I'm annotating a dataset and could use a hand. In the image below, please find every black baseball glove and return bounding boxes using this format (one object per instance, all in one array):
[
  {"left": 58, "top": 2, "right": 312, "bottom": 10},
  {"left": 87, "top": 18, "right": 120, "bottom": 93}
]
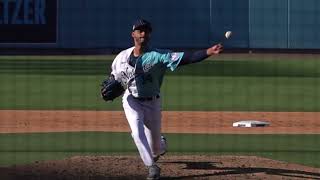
[{"left": 100, "top": 75, "right": 125, "bottom": 102}]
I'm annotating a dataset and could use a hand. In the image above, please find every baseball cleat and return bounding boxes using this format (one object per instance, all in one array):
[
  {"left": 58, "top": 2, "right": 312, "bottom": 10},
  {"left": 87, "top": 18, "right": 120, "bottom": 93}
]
[
  {"left": 146, "top": 164, "right": 160, "bottom": 180},
  {"left": 160, "top": 135, "right": 167, "bottom": 156}
]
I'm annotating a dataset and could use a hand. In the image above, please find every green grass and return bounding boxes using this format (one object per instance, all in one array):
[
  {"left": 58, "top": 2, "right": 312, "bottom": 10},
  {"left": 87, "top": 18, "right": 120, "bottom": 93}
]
[
  {"left": 163, "top": 76, "right": 320, "bottom": 111},
  {"left": 0, "top": 58, "right": 320, "bottom": 111},
  {"left": 1, "top": 74, "right": 319, "bottom": 111},
  {"left": 0, "top": 132, "right": 319, "bottom": 167}
]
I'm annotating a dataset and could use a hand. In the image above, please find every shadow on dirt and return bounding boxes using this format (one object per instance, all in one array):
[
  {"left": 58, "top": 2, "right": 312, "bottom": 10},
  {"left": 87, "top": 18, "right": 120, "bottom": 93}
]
[
  {"left": 1, "top": 160, "right": 319, "bottom": 180},
  {"left": 160, "top": 161, "right": 320, "bottom": 180}
]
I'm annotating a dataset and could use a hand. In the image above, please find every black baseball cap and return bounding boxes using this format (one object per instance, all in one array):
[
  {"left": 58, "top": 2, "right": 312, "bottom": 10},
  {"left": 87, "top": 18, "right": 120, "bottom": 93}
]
[{"left": 132, "top": 19, "right": 152, "bottom": 32}]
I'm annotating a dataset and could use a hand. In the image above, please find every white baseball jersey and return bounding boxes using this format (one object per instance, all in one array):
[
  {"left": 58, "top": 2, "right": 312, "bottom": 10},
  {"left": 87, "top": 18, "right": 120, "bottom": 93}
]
[
  {"left": 110, "top": 46, "right": 184, "bottom": 166},
  {"left": 111, "top": 46, "right": 184, "bottom": 97}
]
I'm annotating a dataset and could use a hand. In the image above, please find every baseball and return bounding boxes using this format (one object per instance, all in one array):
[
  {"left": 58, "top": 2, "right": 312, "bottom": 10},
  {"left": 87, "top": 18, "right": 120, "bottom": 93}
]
[{"left": 225, "top": 31, "right": 232, "bottom": 39}]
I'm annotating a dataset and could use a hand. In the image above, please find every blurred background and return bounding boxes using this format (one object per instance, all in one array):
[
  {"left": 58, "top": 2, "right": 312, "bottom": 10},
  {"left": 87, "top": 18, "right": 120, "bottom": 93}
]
[{"left": 1, "top": 0, "right": 320, "bottom": 54}]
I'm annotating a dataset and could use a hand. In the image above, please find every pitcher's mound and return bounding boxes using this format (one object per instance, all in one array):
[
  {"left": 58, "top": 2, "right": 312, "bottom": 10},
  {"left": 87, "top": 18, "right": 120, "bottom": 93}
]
[{"left": 1, "top": 155, "right": 319, "bottom": 180}]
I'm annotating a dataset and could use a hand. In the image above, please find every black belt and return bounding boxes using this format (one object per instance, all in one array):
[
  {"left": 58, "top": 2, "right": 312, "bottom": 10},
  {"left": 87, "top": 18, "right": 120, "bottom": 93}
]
[{"left": 133, "top": 95, "right": 160, "bottom": 101}]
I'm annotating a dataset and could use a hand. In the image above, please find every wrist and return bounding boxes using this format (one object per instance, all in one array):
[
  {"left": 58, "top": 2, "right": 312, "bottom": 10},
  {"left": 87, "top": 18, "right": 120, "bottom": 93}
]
[{"left": 206, "top": 48, "right": 213, "bottom": 56}]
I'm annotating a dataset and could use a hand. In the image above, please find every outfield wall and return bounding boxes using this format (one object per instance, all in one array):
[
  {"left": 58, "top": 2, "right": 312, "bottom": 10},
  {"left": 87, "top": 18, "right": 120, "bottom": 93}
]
[{"left": 0, "top": 0, "right": 319, "bottom": 50}]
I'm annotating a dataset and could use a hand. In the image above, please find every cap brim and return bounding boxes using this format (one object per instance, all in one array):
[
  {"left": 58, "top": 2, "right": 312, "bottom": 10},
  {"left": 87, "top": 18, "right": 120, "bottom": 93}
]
[{"left": 133, "top": 25, "right": 152, "bottom": 32}]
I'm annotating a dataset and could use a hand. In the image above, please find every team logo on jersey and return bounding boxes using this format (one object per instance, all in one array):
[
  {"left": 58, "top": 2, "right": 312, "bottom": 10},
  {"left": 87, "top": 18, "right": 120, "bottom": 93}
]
[
  {"left": 143, "top": 63, "right": 154, "bottom": 72},
  {"left": 170, "top": 53, "right": 180, "bottom": 62}
]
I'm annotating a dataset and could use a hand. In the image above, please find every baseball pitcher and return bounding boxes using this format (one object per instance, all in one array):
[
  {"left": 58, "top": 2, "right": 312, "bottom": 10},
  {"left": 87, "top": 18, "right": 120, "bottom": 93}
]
[{"left": 101, "top": 19, "right": 223, "bottom": 180}]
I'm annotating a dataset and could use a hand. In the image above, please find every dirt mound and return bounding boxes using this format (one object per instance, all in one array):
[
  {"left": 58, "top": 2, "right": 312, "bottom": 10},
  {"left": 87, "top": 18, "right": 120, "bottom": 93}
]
[{"left": 1, "top": 155, "right": 320, "bottom": 180}]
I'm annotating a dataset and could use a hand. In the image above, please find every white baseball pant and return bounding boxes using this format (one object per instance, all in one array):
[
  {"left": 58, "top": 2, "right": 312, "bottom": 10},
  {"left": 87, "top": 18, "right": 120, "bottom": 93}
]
[{"left": 122, "top": 90, "right": 166, "bottom": 166}]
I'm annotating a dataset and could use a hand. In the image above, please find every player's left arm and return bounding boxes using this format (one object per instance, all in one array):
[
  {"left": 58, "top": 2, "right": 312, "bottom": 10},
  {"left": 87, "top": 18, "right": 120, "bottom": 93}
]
[
  {"left": 159, "top": 43, "right": 223, "bottom": 71},
  {"left": 179, "top": 44, "right": 223, "bottom": 66}
]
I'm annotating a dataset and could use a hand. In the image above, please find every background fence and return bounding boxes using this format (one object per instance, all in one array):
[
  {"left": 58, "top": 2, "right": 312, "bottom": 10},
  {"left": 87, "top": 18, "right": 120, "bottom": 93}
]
[{"left": 0, "top": 0, "right": 320, "bottom": 50}]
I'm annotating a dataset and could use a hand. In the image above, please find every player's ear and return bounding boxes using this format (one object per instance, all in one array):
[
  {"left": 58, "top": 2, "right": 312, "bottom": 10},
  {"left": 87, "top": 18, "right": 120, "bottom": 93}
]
[{"left": 131, "top": 31, "right": 135, "bottom": 38}]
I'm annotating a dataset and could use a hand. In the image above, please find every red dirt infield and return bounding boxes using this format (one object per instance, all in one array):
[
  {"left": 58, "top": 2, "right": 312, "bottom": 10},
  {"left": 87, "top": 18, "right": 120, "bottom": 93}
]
[{"left": 0, "top": 110, "right": 320, "bottom": 134}]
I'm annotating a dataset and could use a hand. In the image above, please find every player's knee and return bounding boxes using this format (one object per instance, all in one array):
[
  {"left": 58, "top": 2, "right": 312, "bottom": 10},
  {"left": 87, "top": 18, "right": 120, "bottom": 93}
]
[{"left": 131, "top": 131, "right": 140, "bottom": 141}]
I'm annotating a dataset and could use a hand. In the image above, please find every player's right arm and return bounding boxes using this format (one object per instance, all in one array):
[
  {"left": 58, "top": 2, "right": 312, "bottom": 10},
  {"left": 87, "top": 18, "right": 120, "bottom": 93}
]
[
  {"left": 110, "top": 54, "right": 120, "bottom": 77},
  {"left": 110, "top": 50, "right": 129, "bottom": 83}
]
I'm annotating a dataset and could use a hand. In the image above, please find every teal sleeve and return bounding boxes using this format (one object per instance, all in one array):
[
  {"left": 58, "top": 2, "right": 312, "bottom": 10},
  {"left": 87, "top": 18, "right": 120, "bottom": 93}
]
[{"left": 160, "top": 52, "right": 184, "bottom": 71}]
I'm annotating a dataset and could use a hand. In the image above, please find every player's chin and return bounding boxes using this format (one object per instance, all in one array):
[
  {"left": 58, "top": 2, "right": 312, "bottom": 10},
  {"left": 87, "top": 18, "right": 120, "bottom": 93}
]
[
  {"left": 140, "top": 37, "right": 148, "bottom": 42},
  {"left": 140, "top": 39, "right": 149, "bottom": 45}
]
